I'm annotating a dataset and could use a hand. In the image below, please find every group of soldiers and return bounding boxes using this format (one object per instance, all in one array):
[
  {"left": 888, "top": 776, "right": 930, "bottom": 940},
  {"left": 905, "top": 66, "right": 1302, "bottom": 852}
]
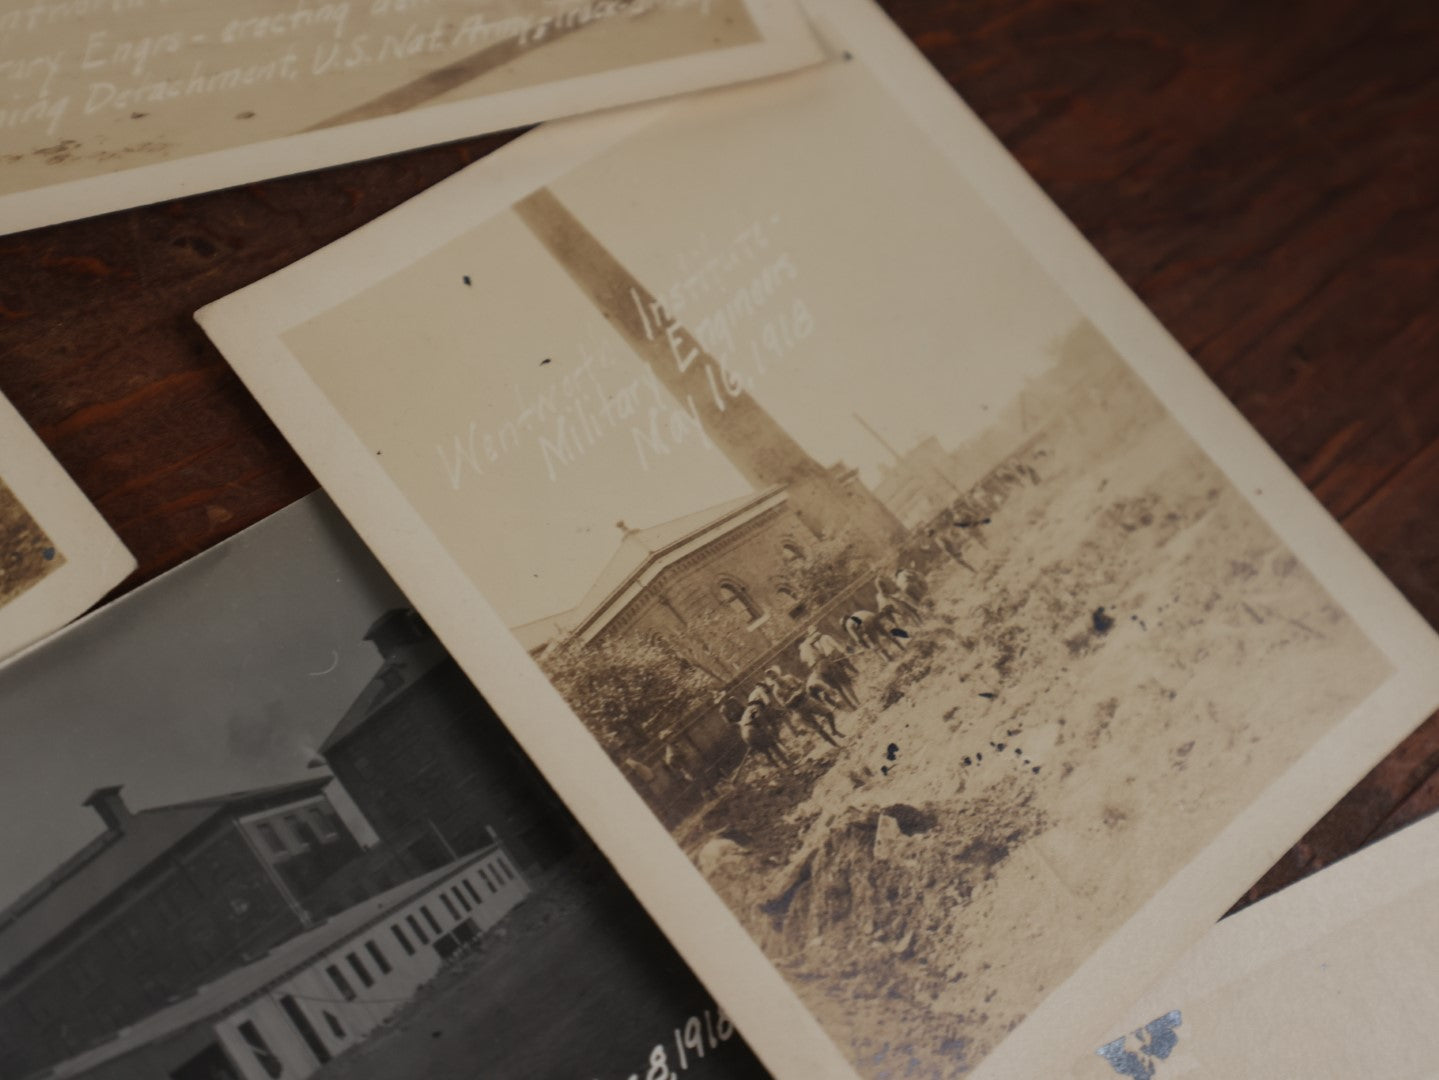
[
  {"left": 718, "top": 567, "right": 935, "bottom": 771},
  {"left": 648, "top": 456, "right": 1046, "bottom": 784}
]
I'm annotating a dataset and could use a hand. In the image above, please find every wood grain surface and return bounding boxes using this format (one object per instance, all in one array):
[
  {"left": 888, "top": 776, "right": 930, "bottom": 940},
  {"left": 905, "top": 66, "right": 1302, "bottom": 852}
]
[{"left": 0, "top": 1, "right": 1434, "bottom": 911}]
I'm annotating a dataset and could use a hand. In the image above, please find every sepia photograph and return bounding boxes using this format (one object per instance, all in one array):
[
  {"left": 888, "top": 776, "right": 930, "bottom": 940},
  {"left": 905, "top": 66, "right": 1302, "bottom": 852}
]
[
  {"left": 0, "top": 0, "right": 819, "bottom": 232},
  {"left": 0, "top": 495, "right": 769, "bottom": 1080},
  {"left": 0, "top": 476, "right": 63, "bottom": 608},
  {"left": 199, "top": 5, "right": 1439, "bottom": 1075},
  {"left": 0, "top": 390, "right": 133, "bottom": 661}
]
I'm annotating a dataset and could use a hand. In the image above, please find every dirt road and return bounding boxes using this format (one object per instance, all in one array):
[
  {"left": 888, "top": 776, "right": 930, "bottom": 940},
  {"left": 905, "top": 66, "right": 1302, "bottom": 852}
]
[{"left": 676, "top": 366, "right": 1389, "bottom": 1077}]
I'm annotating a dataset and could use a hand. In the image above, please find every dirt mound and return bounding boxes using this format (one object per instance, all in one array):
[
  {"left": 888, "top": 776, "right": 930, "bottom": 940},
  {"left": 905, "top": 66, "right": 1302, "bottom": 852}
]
[
  {"left": 759, "top": 785, "right": 1044, "bottom": 966},
  {"left": 676, "top": 756, "right": 831, "bottom": 867}
]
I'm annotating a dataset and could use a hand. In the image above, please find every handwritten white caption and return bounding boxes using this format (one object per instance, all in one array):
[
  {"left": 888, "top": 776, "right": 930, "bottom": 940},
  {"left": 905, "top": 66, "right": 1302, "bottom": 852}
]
[
  {"left": 436, "top": 212, "right": 815, "bottom": 487},
  {"left": 1, "top": 0, "right": 717, "bottom": 139}
]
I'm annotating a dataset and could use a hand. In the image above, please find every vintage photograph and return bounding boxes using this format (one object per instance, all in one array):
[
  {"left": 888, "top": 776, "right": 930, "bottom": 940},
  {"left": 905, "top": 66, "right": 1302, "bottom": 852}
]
[
  {"left": 0, "top": 0, "right": 818, "bottom": 231},
  {"left": 0, "top": 495, "right": 768, "bottom": 1080},
  {"left": 200, "top": 8, "right": 1439, "bottom": 1074},
  {"left": 0, "top": 477, "right": 63, "bottom": 608},
  {"left": 0, "top": 390, "right": 133, "bottom": 661},
  {"left": 261, "top": 53, "right": 1406, "bottom": 1077}
]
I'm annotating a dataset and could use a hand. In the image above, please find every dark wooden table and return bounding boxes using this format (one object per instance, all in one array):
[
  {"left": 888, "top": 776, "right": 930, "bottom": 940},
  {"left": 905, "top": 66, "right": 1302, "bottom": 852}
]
[{"left": 1, "top": 0, "right": 1435, "bottom": 910}]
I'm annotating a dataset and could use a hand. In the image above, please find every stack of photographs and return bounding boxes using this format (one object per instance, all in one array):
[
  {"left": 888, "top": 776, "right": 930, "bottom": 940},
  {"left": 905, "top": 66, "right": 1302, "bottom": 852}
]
[
  {"left": 194, "top": 1, "right": 1439, "bottom": 1075},
  {"left": 4, "top": 1, "right": 1439, "bottom": 1078}
]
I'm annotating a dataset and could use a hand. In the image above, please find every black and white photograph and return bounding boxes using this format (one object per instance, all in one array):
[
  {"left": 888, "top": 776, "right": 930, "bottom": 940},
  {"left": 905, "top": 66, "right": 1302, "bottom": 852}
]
[
  {"left": 0, "top": 495, "right": 768, "bottom": 1080},
  {"left": 199, "top": 4, "right": 1439, "bottom": 1075}
]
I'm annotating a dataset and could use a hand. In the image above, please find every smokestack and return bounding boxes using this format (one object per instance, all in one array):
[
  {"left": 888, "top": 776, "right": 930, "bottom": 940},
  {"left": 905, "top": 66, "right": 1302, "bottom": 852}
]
[{"left": 83, "top": 786, "right": 131, "bottom": 832}]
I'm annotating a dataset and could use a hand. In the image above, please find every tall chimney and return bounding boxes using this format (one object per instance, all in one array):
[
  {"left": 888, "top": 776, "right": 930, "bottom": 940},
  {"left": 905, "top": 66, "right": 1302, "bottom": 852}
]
[
  {"left": 512, "top": 187, "right": 906, "bottom": 553},
  {"left": 83, "top": 786, "right": 131, "bottom": 831}
]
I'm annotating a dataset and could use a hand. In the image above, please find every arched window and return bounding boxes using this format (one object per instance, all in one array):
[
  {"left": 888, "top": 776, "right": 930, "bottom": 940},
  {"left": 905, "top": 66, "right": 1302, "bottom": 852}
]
[
  {"left": 780, "top": 541, "right": 807, "bottom": 563},
  {"left": 777, "top": 586, "right": 811, "bottom": 621},
  {"left": 718, "top": 581, "right": 762, "bottom": 624}
]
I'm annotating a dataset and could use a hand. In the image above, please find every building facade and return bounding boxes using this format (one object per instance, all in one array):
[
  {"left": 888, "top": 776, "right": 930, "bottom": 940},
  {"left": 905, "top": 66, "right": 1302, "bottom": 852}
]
[
  {"left": 0, "top": 780, "right": 361, "bottom": 1079},
  {"left": 318, "top": 609, "right": 577, "bottom": 873},
  {"left": 561, "top": 487, "right": 829, "bottom": 682},
  {"left": 47, "top": 846, "right": 528, "bottom": 1080}
]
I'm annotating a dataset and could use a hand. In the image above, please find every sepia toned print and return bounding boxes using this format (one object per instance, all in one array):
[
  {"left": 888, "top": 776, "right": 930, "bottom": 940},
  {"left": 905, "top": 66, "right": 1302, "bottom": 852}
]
[
  {"left": 0, "top": 477, "right": 64, "bottom": 607},
  {"left": 0, "top": 389, "right": 131, "bottom": 661},
  {"left": 0, "top": 0, "right": 819, "bottom": 232},
  {"left": 0, "top": 496, "right": 769, "bottom": 1080},
  {"left": 265, "top": 53, "right": 1402, "bottom": 1077}
]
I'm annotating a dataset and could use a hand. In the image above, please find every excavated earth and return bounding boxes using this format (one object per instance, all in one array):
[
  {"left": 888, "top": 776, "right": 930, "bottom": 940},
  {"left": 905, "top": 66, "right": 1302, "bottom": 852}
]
[{"left": 675, "top": 380, "right": 1390, "bottom": 1078}]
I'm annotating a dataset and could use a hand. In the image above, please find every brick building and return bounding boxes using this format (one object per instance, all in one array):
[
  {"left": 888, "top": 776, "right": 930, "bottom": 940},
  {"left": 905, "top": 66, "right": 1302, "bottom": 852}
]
[
  {"left": 317, "top": 609, "right": 576, "bottom": 873},
  {"left": 531, "top": 486, "right": 827, "bottom": 681},
  {"left": 43, "top": 845, "right": 528, "bottom": 1080},
  {"left": 515, "top": 485, "right": 893, "bottom": 820},
  {"left": 0, "top": 779, "right": 363, "bottom": 1079}
]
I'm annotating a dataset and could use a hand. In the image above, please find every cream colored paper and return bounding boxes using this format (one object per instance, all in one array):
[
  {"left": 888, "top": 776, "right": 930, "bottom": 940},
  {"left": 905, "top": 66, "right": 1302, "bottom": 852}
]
[
  {"left": 0, "top": 0, "right": 819, "bottom": 233},
  {"left": 1070, "top": 814, "right": 1439, "bottom": 1079},
  {"left": 196, "top": 2, "right": 1439, "bottom": 1076},
  {"left": 0, "top": 390, "right": 133, "bottom": 659}
]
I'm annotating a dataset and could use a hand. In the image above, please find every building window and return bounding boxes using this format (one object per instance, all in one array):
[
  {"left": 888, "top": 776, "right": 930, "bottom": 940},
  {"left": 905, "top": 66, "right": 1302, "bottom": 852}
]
[
  {"left": 495, "top": 855, "right": 517, "bottom": 883},
  {"left": 440, "top": 894, "right": 460, "bottom": 921},
  {"left": 324, "top": 1011, "right": 346, "bottom": 1039},
  {"left": 406, "top": 914, "right": 429, "bottom": 945},
  {"left": 365, "top": 941, "right": 392, "bottom": 975},
  {"left": 345, "top": 953, "right": 373, "bottom": 988},
  {"left": 326, "top": 965, "right": 356, "bottom": 1001},
  {"left": 256, "top": 822, "right": 287, "bottom": 855},
  {"left": 718, "top": 581, "right": 762, "bottom": 623},
  {"left": 391, "top": 924, "right": 415, "bottom": 955},
  {"left": 452, "top": 886, "right": 471, "bottom": 912},
  {"left": 305, "top": 806, "right": 339, "bottom": 841},
  {"left": 421, "top": 905, "right": 442, "bottom": 936},
  {"left": 781, "top": 541, "right": 807, "bottom": 563},
  {"left": 462, "top": 880, "right": 483, "bottom": 905},
  {"left": 279, "top": 995, "right": 331, "bottom": 1066},
  {"left": 775, "top": 585, "right": 805, "bottom": 619},
  {"left": 237, "top": 1020, "right": 284, "bottom": 1079},
  {"left": 287, "top": 814, "right": 320, "bottom": 850},
  {"left": 478, "top": 868, "right": 497, "bottom": 893}
]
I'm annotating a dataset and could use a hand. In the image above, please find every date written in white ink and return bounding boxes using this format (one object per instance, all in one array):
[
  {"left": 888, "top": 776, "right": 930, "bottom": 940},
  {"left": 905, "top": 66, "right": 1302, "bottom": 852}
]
[{"left": 605, "top": 1007, "right": 736, "bottom": 1080}]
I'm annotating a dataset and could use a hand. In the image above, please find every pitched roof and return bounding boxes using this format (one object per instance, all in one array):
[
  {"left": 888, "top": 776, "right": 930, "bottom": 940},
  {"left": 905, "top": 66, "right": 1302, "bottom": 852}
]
[
  {"left": 510, "top": 607, "right": 577, "bottom": 653},
  {"left": 0, "top": 776, "right": 333, "bottom": 979},
  {"left": 317, "top": 636, "right": 448, "bottom": 754},
  {"left": 564, "top": 486, "right": 786, "bottom": 642}
]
